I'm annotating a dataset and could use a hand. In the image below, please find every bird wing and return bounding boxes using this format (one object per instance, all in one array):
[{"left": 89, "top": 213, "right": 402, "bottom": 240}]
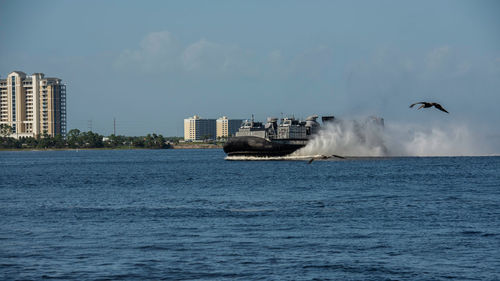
[
  {"left": 308, "top": 158, "right": 314, "bottom": 164},
  {"left": 434, "top": 103, "right": 449, "bottom": 113},
  {"left": 410, "top": 102, "right": 424, "bottom": 108}
]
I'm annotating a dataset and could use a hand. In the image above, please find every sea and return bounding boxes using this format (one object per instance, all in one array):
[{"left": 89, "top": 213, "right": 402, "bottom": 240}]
[{"left": 1, "top": 149, "right": 499, "bottom": 280}]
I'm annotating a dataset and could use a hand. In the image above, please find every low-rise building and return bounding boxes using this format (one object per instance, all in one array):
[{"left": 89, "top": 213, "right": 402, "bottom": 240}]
[
  {"left": 184, "top": 115, "right": 216, "bottom": 141},
  {"left": 216, "top": 116, "right": 243, "bottom": 139}
]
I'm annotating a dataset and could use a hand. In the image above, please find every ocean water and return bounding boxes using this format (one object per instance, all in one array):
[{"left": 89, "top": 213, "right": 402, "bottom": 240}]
[{"left": 1, "top": 149, "right": 499, "bottom": 280}]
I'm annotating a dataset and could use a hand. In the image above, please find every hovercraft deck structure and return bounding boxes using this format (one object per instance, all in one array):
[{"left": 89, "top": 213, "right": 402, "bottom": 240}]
[{"left": 223, "top": 115, "right": 331, "bottom": 157}]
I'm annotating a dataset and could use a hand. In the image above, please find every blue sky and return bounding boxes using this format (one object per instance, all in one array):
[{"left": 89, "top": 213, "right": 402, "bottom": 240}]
[{"left": 1, "top": 0, "right": 499, "bottom": 137}]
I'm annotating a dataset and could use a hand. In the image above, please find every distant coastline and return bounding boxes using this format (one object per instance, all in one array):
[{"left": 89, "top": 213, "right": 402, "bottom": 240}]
[
  {"left": 1, "top": 128, "right": 225, "bottom": 150},
  {"left": 172, "top": 143, "right": 222, "bottom": 149},
  {"left": 0, "top": 143, "right": 223, "bottom": 152}
]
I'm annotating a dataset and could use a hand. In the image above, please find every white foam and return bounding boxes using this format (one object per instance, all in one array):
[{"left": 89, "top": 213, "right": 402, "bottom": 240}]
[
  {"left": 225, "top": 118, "right": 496, "bottom": 160},
  {"left": 293, "top": 119, "right": 387, "bottom": 157},
  {"left": 225, "top": 155, "right": 314, "bottom": 161},
  {"left": 293, "top": 118, "right": 493, "bottom": 157}
]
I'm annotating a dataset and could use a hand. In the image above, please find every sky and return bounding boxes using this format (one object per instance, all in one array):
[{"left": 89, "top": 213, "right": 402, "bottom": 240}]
[{"left": 1, "top": 0, "right": 499, "bottom": 138}]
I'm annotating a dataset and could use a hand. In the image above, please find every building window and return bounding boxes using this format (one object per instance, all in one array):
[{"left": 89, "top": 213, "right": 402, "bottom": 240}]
[{"left": 11, "top": 77, "right": 16, "bottom": 127}]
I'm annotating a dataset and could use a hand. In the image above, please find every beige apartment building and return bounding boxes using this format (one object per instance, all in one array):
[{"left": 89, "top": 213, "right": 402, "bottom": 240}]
[
  {"left": 216, "top": 116, "right": 243, "bottom": 139},
  {"left": 0, "top": 71, "right": 66, "bottom": 138},
  {"left": 184, "top": 115, "right": 216, "bottom": 141}
]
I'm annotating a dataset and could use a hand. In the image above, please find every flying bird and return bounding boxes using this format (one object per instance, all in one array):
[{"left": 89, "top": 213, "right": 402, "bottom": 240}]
[{"left": 409, "top": 102, "right": 449, "bottom": 113}]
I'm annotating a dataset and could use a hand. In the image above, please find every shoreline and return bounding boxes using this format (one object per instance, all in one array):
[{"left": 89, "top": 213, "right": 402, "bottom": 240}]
[
  {"left": 0, "top": 144, "right": 224, "bottom": 151},
  {"left": 172, "top": 144, "right": 222, "bottom": 149},
  {"left": 1, "top": 148, "right": 498, "bottom": 157}
]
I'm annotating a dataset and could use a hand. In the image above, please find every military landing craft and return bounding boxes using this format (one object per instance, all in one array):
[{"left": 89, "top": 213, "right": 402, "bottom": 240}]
[{"left": 223, "top": 115, "right": 334, "bottom": 157}]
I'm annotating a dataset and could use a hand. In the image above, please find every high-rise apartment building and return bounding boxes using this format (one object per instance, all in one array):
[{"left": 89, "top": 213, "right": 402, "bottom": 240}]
[
  {"left": 0, "top": 71, "right": 66, "bottom": 138},
  {"left": 216, "top": 116, "right": 243, "bottom": 139},
  {"left": 184, "top": 115, "right": 216, "bottom": 141}
]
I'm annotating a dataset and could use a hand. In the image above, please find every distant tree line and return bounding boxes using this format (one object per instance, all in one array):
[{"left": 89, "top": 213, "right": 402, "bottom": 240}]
[{"left": 0, "top": 125, "right": 180, "bottom": 149}]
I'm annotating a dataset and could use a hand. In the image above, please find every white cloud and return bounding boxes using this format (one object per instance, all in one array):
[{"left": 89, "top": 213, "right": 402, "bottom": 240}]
[
  {"left": 116, "top": 31, "right": 256, "bottom": 76},
  {"left": 341, "top": 46, "right": 483, "bottom": 115},
  {"left": 115, "top": 31, "right": 180, "bottom": 72},
  {"left": 181, "top": 39, "right": 259, "bottom": 77},
  {"left": 425, "top": 46, "right": 451, "bottom": 71},
  {"left": 268, "top": 50, "right": 283, "bottom": 62},
  {"left": 182, "top": 39, "right": 229, "bottom": 72},
  {"left": 422, "top": 46, "right": 475, "bottom": 78},
  {"left": 116, "top": 32, "right": 341, "bottom": 80}
]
